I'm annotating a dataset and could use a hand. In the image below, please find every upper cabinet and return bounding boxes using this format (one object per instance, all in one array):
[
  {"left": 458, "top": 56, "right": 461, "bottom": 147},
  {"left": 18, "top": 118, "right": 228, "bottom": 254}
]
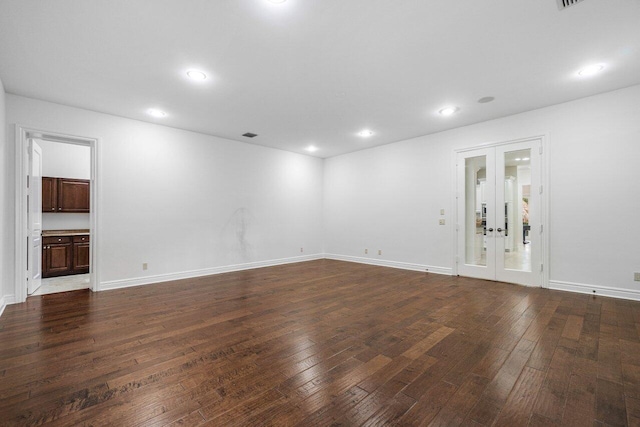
[
  {"left": 42, "top": 177, "right": 58, "bottom": 212},
  {"left": 42, "top": 177, "right": 90, "bottom": 213},
  {"left": 58, "top": 178, "right": 90, "bottom": 212}
]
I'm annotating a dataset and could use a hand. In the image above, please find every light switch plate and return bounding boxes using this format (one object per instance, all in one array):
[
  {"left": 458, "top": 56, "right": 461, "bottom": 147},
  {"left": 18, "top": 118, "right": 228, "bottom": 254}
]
[
  {"left": 635, "top": 272, "right": 640, "bottom": 282},
  {"left": 440, "top": 209, "right": 445, "bottom": 215},
  {"left": 439, "top": 219, "right": 446, "bottom": 225}
]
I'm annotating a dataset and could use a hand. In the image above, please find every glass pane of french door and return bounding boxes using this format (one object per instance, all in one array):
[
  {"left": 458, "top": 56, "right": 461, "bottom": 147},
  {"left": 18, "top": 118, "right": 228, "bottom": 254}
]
[
  {"left": 502, "top": 148, "right": 532, "bottom": 272},
  {"left": 464, "top": 155, "right": 487, "bottom": 267}
]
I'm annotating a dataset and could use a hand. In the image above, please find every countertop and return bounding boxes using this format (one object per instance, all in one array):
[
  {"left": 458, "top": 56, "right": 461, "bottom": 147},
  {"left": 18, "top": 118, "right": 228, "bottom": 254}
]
[{"left": 42, "top": 229, "right": 90, "bottom": 237}]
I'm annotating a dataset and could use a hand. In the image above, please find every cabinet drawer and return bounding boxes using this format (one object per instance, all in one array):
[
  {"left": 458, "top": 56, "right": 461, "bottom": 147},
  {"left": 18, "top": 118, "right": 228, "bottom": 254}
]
[
  {"left": 44, "top": 236, "right": 72, "bottom": 244},
  {"left": 73, "top": 235, "right": 90, "bottom": 243}
]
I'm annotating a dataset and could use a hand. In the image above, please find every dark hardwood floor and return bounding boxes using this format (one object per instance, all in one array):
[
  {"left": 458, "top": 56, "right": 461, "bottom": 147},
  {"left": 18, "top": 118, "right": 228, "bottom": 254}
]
[{"left": 1, "top": 259, "right": 639, "bottom": 426}]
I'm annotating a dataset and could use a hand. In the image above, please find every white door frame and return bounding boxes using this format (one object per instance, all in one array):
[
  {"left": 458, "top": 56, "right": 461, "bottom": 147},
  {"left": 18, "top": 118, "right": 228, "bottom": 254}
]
[
  {"left": 453, "top": 134, "right": 550, "bottom": 288},
  {"left": 14, "top": 125, "right": 100, "bottom": 303}
]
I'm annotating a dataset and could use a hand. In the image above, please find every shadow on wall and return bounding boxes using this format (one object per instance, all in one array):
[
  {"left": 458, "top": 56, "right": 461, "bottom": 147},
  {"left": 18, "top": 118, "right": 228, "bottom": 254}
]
[{"left": 221, "top": 207, "right": 255, "bottom": 263}]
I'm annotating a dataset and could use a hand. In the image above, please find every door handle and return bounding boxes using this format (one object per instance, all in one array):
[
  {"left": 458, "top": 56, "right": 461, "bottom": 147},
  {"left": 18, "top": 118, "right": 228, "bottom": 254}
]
[
  {"left": 487, "top": 228, "right": 494, "bottom": 232},
  {"left": 497, "top": 228, "right": 503, "bottom": 232}
]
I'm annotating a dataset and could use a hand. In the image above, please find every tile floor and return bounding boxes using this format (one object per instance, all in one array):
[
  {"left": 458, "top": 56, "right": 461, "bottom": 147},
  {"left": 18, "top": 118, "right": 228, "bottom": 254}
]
[{"left": 30, "top": 273, "right": 91, "bottom": 296}]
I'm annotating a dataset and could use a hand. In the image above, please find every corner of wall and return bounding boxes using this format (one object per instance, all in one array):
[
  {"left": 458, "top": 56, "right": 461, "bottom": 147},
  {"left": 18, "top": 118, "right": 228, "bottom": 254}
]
[{"left": 0, "top": 75, "right": 7, "bottom": 311}]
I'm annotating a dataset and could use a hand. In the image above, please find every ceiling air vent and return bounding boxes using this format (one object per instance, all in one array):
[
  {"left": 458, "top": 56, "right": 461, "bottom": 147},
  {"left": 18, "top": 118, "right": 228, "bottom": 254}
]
[
  {"left": 242, "top": 132, "right": 258, "bottom": 138},
  {"left": 557, "top": 0, "right": 584, "bottom": 10}
]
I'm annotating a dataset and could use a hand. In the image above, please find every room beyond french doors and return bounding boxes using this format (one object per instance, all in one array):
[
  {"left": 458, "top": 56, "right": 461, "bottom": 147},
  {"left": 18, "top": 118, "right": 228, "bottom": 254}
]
[{"left": 456, "top": 139, "right": 543, "bottom": 287}]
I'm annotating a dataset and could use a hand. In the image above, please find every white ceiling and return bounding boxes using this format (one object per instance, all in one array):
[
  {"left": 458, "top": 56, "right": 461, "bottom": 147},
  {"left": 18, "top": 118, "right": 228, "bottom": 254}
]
[{"left": 1, "top": 0, "right": 639, "bottom": 158}]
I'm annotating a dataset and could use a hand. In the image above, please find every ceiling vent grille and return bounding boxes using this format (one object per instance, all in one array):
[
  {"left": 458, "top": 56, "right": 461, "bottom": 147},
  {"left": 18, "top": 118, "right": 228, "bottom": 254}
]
[{"left": 557, "top": 0, "right": 584, "bottom": 10}]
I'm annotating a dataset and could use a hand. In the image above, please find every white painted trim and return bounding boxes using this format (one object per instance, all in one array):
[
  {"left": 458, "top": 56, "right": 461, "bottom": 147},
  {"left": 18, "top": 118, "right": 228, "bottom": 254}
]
[
  {"left": 541, "top": 134, "right": 551, "bottom": 289},
  {"left": 450, "top": 148, "right": 459, "bottom": 276},
  {"left": 324, "top": 253, "right": 452, "bottom": 276},
  {"left": 549, "top": 280, "right": 640, "bottom": 302},
  {"left": 0, "top": 296, "right": 6, "bottom": 317},
  {"left": 100, "top": 254, "right": 324, "bottom": 291},
  {"left": 14, "top": 125, "right": 100, "bottom": 303}
]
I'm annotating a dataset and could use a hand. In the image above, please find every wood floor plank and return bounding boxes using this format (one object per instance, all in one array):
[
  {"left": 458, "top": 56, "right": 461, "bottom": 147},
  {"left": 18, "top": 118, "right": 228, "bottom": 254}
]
[
  {"left": 0, "top": 260, "right": 639, "bottom": 426},
  {"left": 561, "top": 356, "right": 598, "bottom": 427},
  {"left": 596, "top": 378, "right": 627, "bottom": 426},
  {"left": 493, "top": 366, "right": 546, "bottom": 426}
]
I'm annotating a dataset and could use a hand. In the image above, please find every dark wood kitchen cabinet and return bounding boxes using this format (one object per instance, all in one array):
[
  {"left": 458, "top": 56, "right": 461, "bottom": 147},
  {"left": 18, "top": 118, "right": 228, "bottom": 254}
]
[
  {"left": 73, "top": 235, "right": 90, "bottom": 273},
  {"left": 42, "top": 234, "right": 90, "bottom": 278},
  {"left": 42, "top": 177, "right": 90, "bottom": 213},
  {"left": 42, "top": 236, "right": 73, "bottom": 277},
  {"left": 42, "top": 177, "right": 58, "bottom": 212}
]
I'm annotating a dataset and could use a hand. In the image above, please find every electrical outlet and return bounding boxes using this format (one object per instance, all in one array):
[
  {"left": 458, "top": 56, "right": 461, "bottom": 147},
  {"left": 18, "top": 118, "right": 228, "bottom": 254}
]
[
  {"left": 142, "top": 263, "right": 148, "bottom": 271},
  {"left": 365, "top": 249, "right": 368, "bottom": 254},
  {"left": 439, "top": 219, "right": 446, "bottom": 225},
  {"left": 300, "top": 247, "right": 303, "bottom": 253},
  {"left": 378, "top": 250, "right": 382, "bottom": 255},
  {"left": 635, "top": 272, "right": 640, "bottom": 282},
  {"left": 440, "top": 209, "right": 445, "bottom": 215}
]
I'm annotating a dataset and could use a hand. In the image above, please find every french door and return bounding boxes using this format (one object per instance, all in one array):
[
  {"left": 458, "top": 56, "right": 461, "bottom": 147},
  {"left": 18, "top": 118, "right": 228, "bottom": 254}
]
[{"left": 456, "top": 139, "right": 542, "bottom": 287}]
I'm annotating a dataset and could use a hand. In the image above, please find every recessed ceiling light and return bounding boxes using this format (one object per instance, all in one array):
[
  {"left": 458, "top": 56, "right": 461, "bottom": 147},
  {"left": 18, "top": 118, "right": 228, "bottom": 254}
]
[
  {"left": 186, "top": 70, "right": 207, "bottom": 81},
  {"left": 358, "top": 130, "right": 375, "bottom": 137},
  {"left": 577, "top": 63, "right": 606, "bottom": 77},
  {"left": 515, "top": 158, "right": 522, "bottom": 161},
  {"left": 523, "top": 157, "right": 530, "bottom": 161},
  {"left": 147, "top": 108, "right": 166, "bottom": 118},
  {"left": 438, "top": 106, "right": 459, "bottom": 116},
  {"left": 306, "top": 145, "right": 318, "bottom": 153}
]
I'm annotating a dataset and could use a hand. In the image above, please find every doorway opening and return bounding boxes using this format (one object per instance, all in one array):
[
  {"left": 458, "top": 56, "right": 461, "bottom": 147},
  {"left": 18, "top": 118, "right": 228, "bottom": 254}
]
[
  {"left": 15, "top": 126, "right": 99, "bottom": 303},
  {"left": 455, "top": 136, "right": 548, "bottom": 287}
]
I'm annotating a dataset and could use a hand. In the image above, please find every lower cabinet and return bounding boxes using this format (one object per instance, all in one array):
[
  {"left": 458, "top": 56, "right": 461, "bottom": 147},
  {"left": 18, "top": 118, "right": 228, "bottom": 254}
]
[
  {"left": 43, "top": 235, "right": 90, "bottom": 278},
  {"left": 73, "top": 236, "right": 90, "bottom": 274}
]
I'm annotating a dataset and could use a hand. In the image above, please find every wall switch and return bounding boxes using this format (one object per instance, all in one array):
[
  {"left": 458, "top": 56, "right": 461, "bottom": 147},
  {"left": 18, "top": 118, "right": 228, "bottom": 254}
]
[
  {"left": 365, "top": 249, "right": 368, "bottom": 254},
  {"left": 440, "top": 209, "right": 445, "bottom": 215},
  {"left": 439, "top": 219, "right": 446, "bottom": 225},
  {"left": 378, "top": 250, "right": 382, "bottom": 255},
  {"left": 635, "top": 272, "right": 640, "bottom": 282},
  {"left": 142, "top": 263, "right": 148, "bottom": 271}
]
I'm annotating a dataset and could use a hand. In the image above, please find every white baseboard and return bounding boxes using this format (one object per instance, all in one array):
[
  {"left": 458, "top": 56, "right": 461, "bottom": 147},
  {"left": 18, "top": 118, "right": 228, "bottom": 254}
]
[
  {"left": 549, "top": 280, "right": 640, "bottom": 301},
  {"left": 0, "top": 294, "right": 17, "bottom": 316},
  {"left": 324, "top": 253, "right": 452, "bottom": 276},
  {"left": 99, "top": 254, "right": 324, "bottom": 291}
]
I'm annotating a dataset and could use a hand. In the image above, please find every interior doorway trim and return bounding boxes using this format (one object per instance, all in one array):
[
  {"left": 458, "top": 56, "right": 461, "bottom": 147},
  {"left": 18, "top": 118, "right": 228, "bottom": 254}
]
[
  {"left": 452, "top": 134, "right": 550, "bottom": 288},
  {"left": 14, "top": 125, "right": 100, "bottom": 303}
]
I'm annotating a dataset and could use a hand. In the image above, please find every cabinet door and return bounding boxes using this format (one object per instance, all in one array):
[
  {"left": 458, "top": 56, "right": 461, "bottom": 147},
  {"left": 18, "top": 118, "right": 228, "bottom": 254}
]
[
  {"left": 58, "top": 179, "right": 90, "bottom": 212},
  {"left": 73, "top": 242, "right": 90, "bottom": 273},
  {"left": 44, "top": 242, "right": 73, "bottom": 276},
  {"left": 42, "top": 177, "right": 58, "bottom": 212}
]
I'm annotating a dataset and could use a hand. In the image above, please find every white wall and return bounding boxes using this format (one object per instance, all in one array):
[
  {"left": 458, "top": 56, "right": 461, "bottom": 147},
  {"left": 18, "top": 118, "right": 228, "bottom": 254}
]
[
  {"left": 6, "top": 95, "right": 324, "bottom": 294},
  {"left": 4, "top": 85, "right": 640, "bottom": 307},
  {"left": 39, "top": 139, "right": 90, "bottom": 179},
  {"left": 325, "top": 84, "right": 640, "bottom": 298},
  {"left": 0, "top": 76, "right": 7, "bottom": 313},
  {"left": 39, "top": 139, "right": 91, "bottom": 231}
]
